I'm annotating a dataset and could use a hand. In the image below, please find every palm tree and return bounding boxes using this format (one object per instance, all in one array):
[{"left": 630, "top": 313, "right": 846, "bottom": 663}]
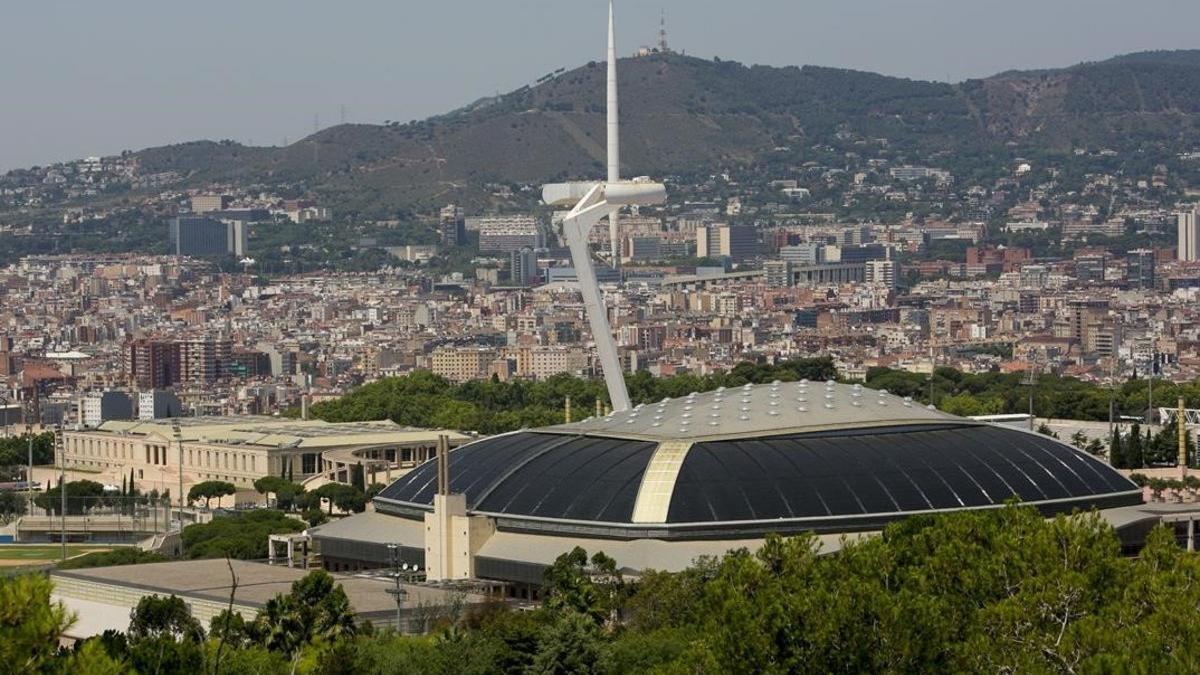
[
  {"left": 255, "top": 596, "right": 306, "bottom": 655},
  {"left": 315, "top": 587, "right": 358, "bottom": 641}
]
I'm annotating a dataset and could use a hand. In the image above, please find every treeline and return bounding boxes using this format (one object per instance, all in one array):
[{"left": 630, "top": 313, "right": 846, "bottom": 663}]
[
  {"left": 865, "top": 366, "right": 1200, "bottom": 422},
  {"left": 309, "top": 359, "right": 1196, "bottom": 434},
  {"left": 0, "top": 432, "right": 55, "bottom": 475},
  {"left": 306, "top": 357, "right": 837, "bottom": 434},
  {"left": 11, "top": 505, "right": 1200, "bottom": 672}
]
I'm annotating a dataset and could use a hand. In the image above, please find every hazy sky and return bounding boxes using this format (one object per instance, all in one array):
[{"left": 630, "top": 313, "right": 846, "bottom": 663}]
[{"left": 2, "top": 0, "right": 1197, "bottom": 172}]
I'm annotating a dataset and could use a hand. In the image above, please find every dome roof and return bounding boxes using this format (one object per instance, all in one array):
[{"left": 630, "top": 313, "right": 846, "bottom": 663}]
[
  {"left": 554, "top": 379, "right": 958, "bottom": 441},
  {"left": 374, "top": 383, "right": 1141, "bottom": 539}
]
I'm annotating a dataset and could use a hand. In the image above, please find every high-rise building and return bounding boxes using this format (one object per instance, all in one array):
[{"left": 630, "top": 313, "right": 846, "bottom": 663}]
[
  {"left": 697, "top": 225, "right": 758, "bottom": 262},
  {"left": 169, "top": 216, "right": 246, "bottom": 257},
  {"left": 180, "top": 336, "right": 233, "bottom": 385},
  {"left": 125, "top": 339, "right": 181, "bottom": 389},
  {"left": 627, "top": 236, "right": 663, "bottom": 261},
  {"left": 137, "top": 390, "right": 183, "bottom": 420},
  {"left": 81, "top": 391, "right": 134, "bottom": 427},
  {"left": 780, "top": 243, "right": 826, "bottom": 266},
  {"left": 1179, "top": 209, "right": 1200, "bottom": 262},
  {"left": 1074, "top": 254, "right": 1107, "bottom": 285},
  {"left": 696, "top": 226, "right": 718, "bottom": 259},
  {"left": 865, "top": 259, "right": 898, "bottom": 289},
  {"left": 478, "top": 220, "right": 543, "bottom": 253},
  {"left": 1128, "top": 249, "right": 1156, "bottom": 289},
  {"left": 840, "top": 226, "right": 871, "bottom": 246},
  {"left": 764, "top": 260, "right": 793, "bottom": 287},
  {"left": 439, "top": 205, "right": 466, "bottom": 247},
  {"left": 228, "top": 350, "right": 272, "bottom": 378},
  {"left": 839, "top": 244, "right": 888, "bottom": 264},
  {"left": 0, "top": 335, "right": 13, "bottom": 377},
  {"left": 510, "top": 247, "right": 539, "bottom": 286}
]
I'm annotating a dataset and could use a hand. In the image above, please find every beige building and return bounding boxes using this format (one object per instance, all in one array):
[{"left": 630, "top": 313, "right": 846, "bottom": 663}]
[
  {"left": 512, "top": 346, "right": 589, "bottom": 380},
  {"left": 190, "top": 194, "right": 231, "bottom": 214},
  {"left": 60, "top": 417, "right": 469, "bottom": 493},
  {"left": 429, "top": 347, "right": 498, "bottom": 383}
]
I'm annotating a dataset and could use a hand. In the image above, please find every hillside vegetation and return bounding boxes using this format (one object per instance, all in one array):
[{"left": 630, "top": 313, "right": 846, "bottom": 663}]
[{"left": 122, "top": 50, "right": 1200, "bottom": 217}]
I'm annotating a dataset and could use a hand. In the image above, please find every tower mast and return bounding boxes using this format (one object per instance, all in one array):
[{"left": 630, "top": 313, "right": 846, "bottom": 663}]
[
  {"left": 541, "top": 1, "right": 667, "bottom": 412},
  {"left": 607, "top": 1, "right": 621, "bottom": 271},
  {"left": 658, "top": 9, "right": 669, "bottom": 53}
]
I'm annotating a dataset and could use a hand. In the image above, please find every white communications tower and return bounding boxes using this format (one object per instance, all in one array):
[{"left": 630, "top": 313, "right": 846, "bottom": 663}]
[{"left": 542, "top": 1, "right": 666, "bottom": 412}]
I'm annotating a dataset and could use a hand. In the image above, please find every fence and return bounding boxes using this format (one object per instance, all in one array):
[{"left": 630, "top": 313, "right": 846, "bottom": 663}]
[{"left": 16, "top": 495, "right": 176, "bottom": 544}]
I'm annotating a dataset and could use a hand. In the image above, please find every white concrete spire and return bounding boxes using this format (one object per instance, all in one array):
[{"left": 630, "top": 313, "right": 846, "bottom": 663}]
[
  {"left": 540, "top": 3, "right": 667, "bottom": 413},
  {"left": 606, "top": 0, "right": 621, "bottom": 270}
]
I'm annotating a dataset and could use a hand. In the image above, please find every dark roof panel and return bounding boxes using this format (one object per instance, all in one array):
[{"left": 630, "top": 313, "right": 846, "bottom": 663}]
[
  {"left": 377, "top": 423, "right": 1140, "bottom": 536},
  {"left": 667, "top": 425, "right": 1138, "bottom": 524},
  {"left": 376, "top": 431, "right": 658, "bottom": 523}
]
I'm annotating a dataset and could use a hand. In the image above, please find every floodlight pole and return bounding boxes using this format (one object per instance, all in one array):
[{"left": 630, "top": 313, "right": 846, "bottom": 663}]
[
  {"left": 26, "top": 423, "right": 33, "bottom": 514},
  {"left": 57, "top": 423, "right": 65, "bottom": 561},
  {"left": 386, "top": 543, "right": 409, "bottom": 631},
  {"left": 1148, "top": 336, "right": 1156, "bottom": 426},
  {"left": 1022, "top": 364, "right": 1039, "bottom": 431},
  {"left": 173, "top": 421, "right": 183, "bottom": 511}
]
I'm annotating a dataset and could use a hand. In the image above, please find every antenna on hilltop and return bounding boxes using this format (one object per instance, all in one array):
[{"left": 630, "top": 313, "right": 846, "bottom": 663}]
[
  {"left": 658, "top": 8, "right": 668, "bottom": 53},
  {"left": 340, "top": 104, "right": 347, "bottom": 125},
  {"left": 312, "top": 113, "right": 321, "bottom": 165}
]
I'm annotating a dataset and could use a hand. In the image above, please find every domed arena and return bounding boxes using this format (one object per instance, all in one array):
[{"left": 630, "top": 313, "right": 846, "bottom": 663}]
[{"left": 311, "top": 381, "right": 1152, "bottom": 594}]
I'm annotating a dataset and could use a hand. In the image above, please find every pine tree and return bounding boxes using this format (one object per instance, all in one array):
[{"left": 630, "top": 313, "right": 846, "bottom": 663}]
[{"left": 1109, "top": 430, "right": 1124, "bottom": 469}]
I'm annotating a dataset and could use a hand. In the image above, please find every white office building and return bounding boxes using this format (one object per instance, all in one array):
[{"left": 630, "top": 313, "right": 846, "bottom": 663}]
[{"left": 1179, "top": 209, "right": 1200, "bottom": 262}]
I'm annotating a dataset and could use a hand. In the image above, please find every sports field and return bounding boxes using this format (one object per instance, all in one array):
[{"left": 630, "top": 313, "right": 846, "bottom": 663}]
[{"left": 0, "top": 544, "right": 112, "bottom": 566}]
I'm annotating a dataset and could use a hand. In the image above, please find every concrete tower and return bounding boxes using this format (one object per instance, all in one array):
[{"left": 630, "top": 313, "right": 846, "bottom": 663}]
[
  {"left": 607, "top": 1, "right": 621, "bottom": 270},
  {"left": 540, "top": 2, "right": 667, "bottom": 412}
]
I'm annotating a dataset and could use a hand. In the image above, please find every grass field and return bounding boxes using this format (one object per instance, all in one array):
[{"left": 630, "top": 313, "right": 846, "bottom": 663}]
[{"left": 0, "top": 544, "right": 112, "bottom": 566}]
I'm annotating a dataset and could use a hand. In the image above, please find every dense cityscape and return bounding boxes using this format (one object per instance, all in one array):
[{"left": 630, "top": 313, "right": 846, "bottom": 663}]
[
  {"left": 5, "top": 3, "right": 1200, "bottom": 673},
  {"left": 2, "top": 155, "right": 1197, "bottom": 422}
]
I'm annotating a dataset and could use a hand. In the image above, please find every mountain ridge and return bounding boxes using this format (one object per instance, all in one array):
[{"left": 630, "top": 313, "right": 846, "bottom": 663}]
[{"left": 28, "top": 50, "right": 1200, "bottom": 216}]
